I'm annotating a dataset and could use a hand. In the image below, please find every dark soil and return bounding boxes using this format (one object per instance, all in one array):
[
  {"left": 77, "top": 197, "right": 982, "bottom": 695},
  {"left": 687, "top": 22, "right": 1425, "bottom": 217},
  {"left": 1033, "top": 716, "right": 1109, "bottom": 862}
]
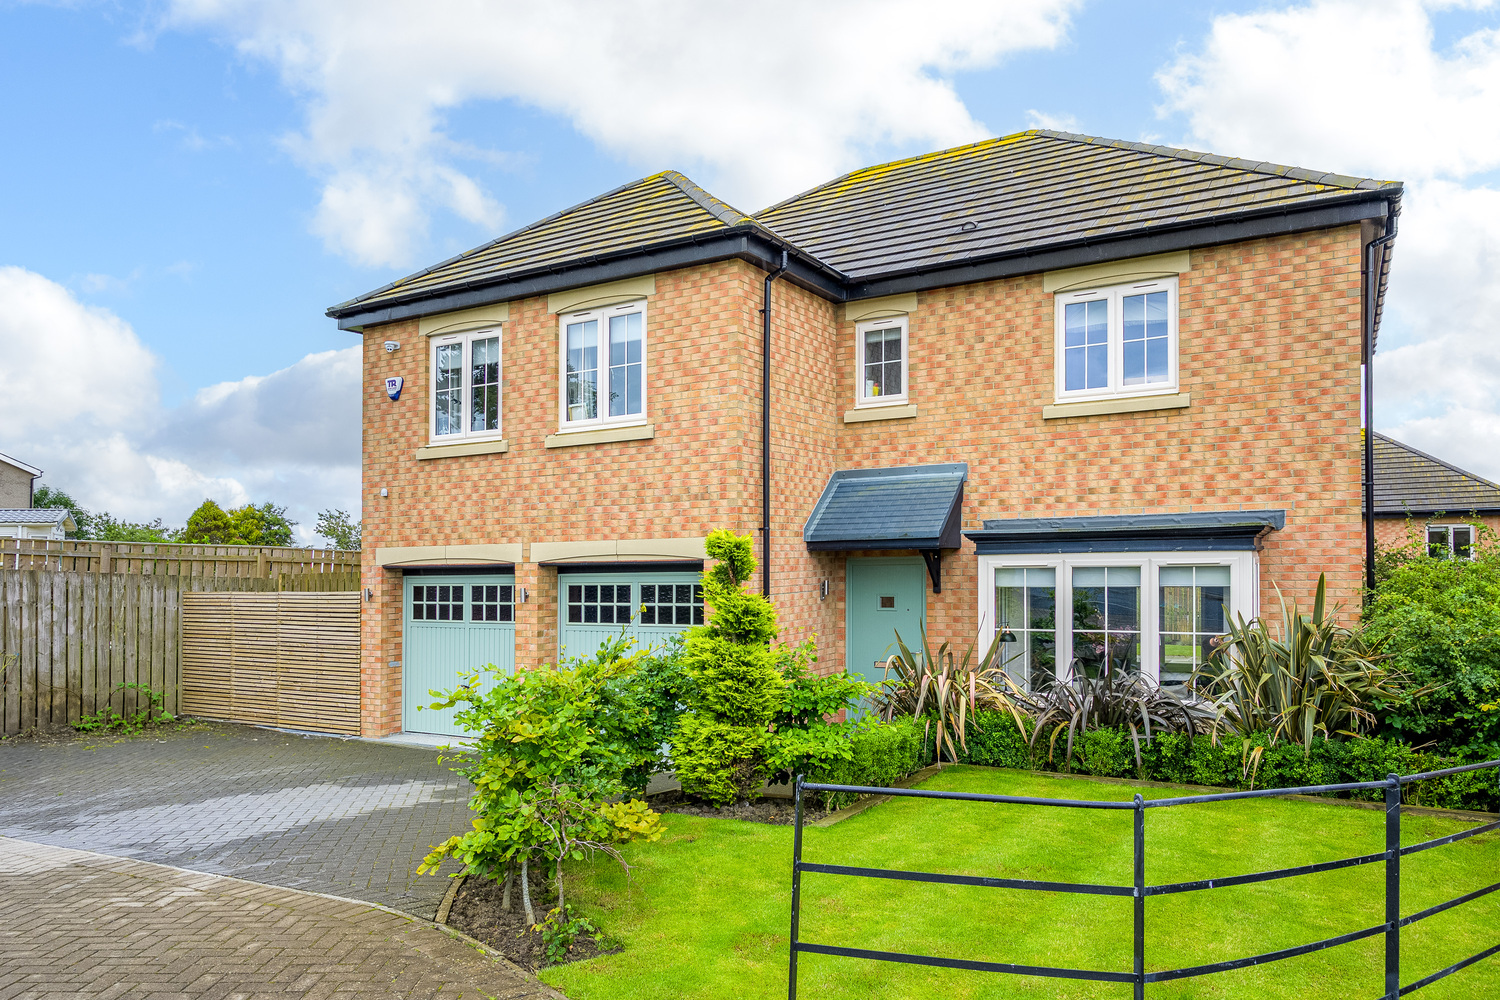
[
  {"left": 445, "top": 872, "right": 619, "bottom": 971},
  {"left": 646, "top": 788, "right": 831, "bottom": 825}
]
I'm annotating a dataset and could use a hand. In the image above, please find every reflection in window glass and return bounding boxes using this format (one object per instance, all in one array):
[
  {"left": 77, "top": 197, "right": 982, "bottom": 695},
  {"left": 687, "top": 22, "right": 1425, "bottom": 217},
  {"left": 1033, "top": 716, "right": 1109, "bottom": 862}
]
[
  {"left": 995, "top": 567, "right": 1057, "bottom": 690},
  {"left": 862, "top": 326, "right": 904, "bottom": 399},
  {"left": 434, "top": 344, "right": 463, "bottom": 436},
  {"left": 608, "top": 312, "right": 643, "bottom": 417},
  {"left": 468, "top": 337, "right": 500, "bottom": 432},
  {"left": 1122, "top": 290, "right": 1170, "bottom": 385},
  {"left": 1428, "top": 524, "right": 1475, "bottom": 560},
  {"left": 412, "top": 584, "right": 463, "bottom": 622},
  {"left": 1159, "top": 566, "right": 1230, "bottom": 687},
  {"left": 640, "top": 583, "right": 704, "bottom": 626},
  {"left": 470, "top": 584, "right": 514, "bottom": 623},
  {"left": 1071, "top": 566, "right": 1141, "bottom": 675},
  {"left": 565, "top": 583, "right": 633, "bottom": 625},
  {"left": 566, "top": 319, "right": 599, "bottom": 421},
  {"left": 1064, "top": 299, "right": 1109, "bottom": 391}
]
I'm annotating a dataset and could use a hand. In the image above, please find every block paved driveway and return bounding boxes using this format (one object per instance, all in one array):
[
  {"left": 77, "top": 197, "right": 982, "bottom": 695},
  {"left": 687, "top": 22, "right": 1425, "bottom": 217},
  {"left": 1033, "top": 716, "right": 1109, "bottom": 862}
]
[
  {"left": 0, "top": 836, "right": 552, "bottom": 1000},
  {"left": 0, "top": 722, "right": 473, "bottom": 920}
]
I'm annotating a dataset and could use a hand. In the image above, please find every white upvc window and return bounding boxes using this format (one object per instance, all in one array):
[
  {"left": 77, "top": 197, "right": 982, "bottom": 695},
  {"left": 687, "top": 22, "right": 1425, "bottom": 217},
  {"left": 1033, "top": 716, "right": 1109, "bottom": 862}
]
[
  {"left": 1054, "top": 277, "right": 1178, "bottom": 402},
  {"left": 558, "top": 300, "right": 647, "bottom": 430},
  {"left": 430, "top": 327, "right": 503, "bottom": 443},
  {"left": 855, "top": 316, "right": 909, "bottom": 406},
  {"left": 1427, "top": 523, "right": 1475, "bottom": 560},
  {"left": 978, "top": 550, "right": 1257, "bottom": 691}
]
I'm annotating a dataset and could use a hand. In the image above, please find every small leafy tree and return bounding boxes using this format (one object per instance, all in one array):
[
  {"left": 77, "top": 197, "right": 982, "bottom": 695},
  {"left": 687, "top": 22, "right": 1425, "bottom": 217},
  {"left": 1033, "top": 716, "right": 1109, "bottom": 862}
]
[
  {"left": 180, "top": 499, "right": 295, "bottom": 546},
  {"left": 31, "top": 484, "right": 90, "bottom": 538},
  {"left": 671, "top": 529, "right": 788, "bottom": 805},
  {"left": 315, "top": 508, "right": 362, "bottom": 550},
  {"left": 419, "top": 645, "right": 664, "bottom": 925}
]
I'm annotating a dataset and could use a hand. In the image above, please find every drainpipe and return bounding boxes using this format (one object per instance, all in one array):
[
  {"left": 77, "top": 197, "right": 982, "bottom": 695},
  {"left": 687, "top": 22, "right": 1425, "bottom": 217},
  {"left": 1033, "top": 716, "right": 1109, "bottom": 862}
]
[
  {"left": 761, "top": 248, "right": 789, "bottom": 598},
  {"left": 1363, "top": 202, "right": 1399, "bottom": 594}
]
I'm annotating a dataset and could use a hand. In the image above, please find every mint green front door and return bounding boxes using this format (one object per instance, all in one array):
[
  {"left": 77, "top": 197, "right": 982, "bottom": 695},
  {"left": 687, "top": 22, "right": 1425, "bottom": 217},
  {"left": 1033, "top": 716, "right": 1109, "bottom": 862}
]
[
  {"left": 846, "top": 557, "right": 927, "bottom": 688},
  {"left": 403, "top": 574, "right": 515, "bottom": 737}
]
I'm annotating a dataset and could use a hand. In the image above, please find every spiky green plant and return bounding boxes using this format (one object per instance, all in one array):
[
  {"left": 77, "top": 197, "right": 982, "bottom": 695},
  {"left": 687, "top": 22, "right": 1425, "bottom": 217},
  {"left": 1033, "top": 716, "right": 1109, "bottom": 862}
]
[
  {"left": 1193, "top": 573, "right": 1407, "bottom": 751},
  {"left": 874, "top": 624, "right": 1030, "bottom": 764}
]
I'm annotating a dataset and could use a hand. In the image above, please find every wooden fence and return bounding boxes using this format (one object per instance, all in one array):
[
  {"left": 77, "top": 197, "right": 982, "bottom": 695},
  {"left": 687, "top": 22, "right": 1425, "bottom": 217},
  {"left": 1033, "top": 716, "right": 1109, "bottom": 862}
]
[
  {"left": 1, "top": 537, "right": 359, "bottom": 590},
  {"left": 1, "top": 570, "right": 181, "bottom": 735},
  {"left": 0, "top": 546, "right": 362, "bottom": 736},
  {"left": 181, "top": 592, "right": 362, "bottom": 736}
]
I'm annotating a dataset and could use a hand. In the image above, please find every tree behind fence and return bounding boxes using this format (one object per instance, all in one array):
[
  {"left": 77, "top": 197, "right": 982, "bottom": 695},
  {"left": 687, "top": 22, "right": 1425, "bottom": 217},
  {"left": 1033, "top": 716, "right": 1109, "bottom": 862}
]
[{"left": 0, "top": 557, "right": 360, "bottom": 736}]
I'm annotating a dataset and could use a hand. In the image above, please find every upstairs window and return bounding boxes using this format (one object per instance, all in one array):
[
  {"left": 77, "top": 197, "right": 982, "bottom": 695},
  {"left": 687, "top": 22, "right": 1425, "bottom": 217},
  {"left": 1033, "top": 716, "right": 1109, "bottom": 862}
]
[
  {"left": 560, "top": 301, "right": 646, "bottom": 429},
  {"left": 1055, "top": 277, "right": 1178, "bottom": 401},
  {"left": 430, "top": 328, "right": 502, "bottom": 442},
  {"left": 855, "top": 316, "right": 908, "bottom": 405},
  {"left": 1428, "top": 523, "right": 1475, "bottom": 560}
]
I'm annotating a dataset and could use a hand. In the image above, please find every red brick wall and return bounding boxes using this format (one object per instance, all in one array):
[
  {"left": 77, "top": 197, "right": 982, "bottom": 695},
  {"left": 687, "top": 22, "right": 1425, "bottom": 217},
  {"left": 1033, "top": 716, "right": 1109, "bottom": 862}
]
[
  {"left": 359, "top": 226, "right": 1370, "bottom": 730},
  {"left": 1375, "top": 515, "right": 1500, "bottom": 552}
]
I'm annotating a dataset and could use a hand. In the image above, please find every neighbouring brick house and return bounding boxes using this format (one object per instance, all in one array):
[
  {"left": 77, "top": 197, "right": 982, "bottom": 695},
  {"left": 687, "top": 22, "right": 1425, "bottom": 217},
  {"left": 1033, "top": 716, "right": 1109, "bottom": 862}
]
[
  {"left": 329, "top": 130, "right": 1402, "bottom": 739},
  {"left": 0, "top": 451, "right": 74, "bottom": 540},
  {"left": 1369, "top": 432, "right": 1500, "bottom": 557}
]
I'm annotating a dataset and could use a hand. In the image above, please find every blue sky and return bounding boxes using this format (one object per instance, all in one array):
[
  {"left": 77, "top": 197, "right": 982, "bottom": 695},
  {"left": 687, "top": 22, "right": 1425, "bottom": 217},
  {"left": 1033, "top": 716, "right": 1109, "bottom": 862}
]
[{"left": 3, "top": 0, "right": 1498, "bottom": 543}]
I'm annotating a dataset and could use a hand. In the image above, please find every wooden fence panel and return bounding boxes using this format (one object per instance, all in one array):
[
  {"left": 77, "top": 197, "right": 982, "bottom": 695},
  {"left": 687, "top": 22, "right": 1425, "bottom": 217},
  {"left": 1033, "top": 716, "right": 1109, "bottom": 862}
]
[
  {"left": 0, "top": 538, "right": 359, "bottom": 581},
  {"left": 181, "top": 591, "right": 361, "bottom": 736}
]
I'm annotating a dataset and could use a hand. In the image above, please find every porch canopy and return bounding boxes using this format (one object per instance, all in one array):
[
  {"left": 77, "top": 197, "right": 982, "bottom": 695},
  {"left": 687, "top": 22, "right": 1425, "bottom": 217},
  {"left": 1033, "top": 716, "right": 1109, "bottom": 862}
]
[
  {"left": 803, "top": 463, "right": 967, "bottom": 591},
  {"left": 964, "top": 509, "right": 1286, "bottom": 554}
]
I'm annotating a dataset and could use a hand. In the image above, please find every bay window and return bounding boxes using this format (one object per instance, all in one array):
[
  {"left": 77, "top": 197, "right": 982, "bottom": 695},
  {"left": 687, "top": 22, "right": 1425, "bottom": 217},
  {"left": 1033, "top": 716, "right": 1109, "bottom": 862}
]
[
  {"left": 559, "top": 300, "right": 647, "bottom": 430},
  {"left": 1055, "top": 277, "right": 1178, "bottom": 401},
  {"left": 980, "top": 552, "right": 1253, "bottom": 690},
  {"left": 430, "top": 327, "right": 502, "bottom": 442}
]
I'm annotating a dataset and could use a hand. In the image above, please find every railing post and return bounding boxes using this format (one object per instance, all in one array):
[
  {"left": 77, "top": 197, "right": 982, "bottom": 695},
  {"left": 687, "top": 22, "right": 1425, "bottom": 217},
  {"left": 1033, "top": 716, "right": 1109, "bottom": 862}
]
[
  {"left": 1385, "top": 773, "right": 1401, "bottom": 999},
  {"left": 1134, "top": 793, "right": 1145, "bottom": 1000},
  {"left": 789, "top": 775, "right": 805, "bottom": 1000}
]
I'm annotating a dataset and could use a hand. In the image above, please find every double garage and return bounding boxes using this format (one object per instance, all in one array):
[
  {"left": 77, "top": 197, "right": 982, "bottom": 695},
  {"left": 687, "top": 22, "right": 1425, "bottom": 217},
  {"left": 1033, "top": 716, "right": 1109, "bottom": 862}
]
[{"left": 400, "top": 567, "right": 704, "bottom": 737}]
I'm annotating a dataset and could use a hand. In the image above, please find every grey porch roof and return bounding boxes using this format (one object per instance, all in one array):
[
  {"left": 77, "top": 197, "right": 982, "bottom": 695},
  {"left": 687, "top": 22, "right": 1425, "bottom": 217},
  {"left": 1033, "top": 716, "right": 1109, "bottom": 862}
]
[
  {"left": 0, "top": 508, "right": 73, "bottom": 528},
  {"left": 329, "top": 171, "right": 762, "bottom": 318},
  {"left": 1371, "top": 433, "right": 1500, "bottom": 515},
  {"left": 756, "top": 130, "right": 1400, "bottom": 281},
  {"left": 966, "top": 510, "right": 1285, "bottom": 554},
  {"left": 804, "top": 463, "right": 967, "bottom": 551}
]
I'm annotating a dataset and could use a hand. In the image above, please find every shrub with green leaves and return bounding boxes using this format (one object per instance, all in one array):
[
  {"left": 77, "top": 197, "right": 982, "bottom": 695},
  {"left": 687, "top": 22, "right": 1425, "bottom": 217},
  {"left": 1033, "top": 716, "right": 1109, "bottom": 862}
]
[
  {"left": 1364, "top": 544, "right": 1500, "bottom": 757},
  {"left": 670, "top": 530, "right": 787, "bottom": 805},
  {"left": 419, "top": 646, "right": 664, "bottom": 924}
]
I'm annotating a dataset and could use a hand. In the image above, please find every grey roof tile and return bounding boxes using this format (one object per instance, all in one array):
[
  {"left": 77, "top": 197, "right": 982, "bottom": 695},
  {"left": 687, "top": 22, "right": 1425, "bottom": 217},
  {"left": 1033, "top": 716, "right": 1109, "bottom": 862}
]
[
  {"left": 0, "top": 508, "right": 70, "bottom": 524},
  {"left": 753, "top": 130, "right": 1400, "bottom": 280},
  {"left": 804, "top": 464, "right": 967, "bottom": 549},
  {"left": 1370, "top": 433, "right": 1500, "bottom": 514}
]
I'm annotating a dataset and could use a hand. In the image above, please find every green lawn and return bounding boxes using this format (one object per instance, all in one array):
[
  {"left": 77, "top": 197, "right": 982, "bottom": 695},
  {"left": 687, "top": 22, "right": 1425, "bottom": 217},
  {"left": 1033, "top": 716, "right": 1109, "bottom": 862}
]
[{"left": 540, "top": 766, "right": 1500, "bottom": 999}]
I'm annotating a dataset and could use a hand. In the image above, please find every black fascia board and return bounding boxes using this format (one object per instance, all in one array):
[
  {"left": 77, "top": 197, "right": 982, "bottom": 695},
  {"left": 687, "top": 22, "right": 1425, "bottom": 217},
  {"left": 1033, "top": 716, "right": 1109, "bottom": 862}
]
[
  {"left": 329, "top": 229, "right": 845, "bottom": 330},
  {"left": 842, "top": 194, "right": 1393, "bottom": 302},
  {"left": 1370, "top": 507, "right": 1500, "bottom": 517},
  {"left": 966, "top": 509, "right": 1286, "bottom": 555}
]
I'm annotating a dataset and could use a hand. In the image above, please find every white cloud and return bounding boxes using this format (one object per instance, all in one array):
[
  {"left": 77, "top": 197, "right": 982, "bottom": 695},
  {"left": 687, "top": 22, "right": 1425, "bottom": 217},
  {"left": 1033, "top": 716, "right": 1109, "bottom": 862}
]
[
  {"left": 1156, "top": 0, "right": 1500, "bottom": 480},
  {"left": 0, "top": 266, "right": 359, "bottom": 544},
  {"left": 1025, "top": 109, "right": 1081, "bottom": 132},
  {"left": 164, "top": 0, "right": 1080, "bottom": 267}
]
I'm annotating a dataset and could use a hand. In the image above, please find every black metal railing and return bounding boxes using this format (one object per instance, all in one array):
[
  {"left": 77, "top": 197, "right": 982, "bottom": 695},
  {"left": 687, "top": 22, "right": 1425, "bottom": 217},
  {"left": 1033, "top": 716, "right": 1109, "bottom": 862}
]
[{"left": 788, "top": 760, "right": 1500, "bottom": 999}]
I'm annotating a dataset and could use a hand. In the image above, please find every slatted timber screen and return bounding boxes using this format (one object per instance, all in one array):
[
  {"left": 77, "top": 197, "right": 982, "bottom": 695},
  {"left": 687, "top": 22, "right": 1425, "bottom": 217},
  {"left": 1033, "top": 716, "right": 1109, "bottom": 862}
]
[
  {"left": 180, "top": 591, "right": 362, "bottom": 736},
  {"left": 0, "top": 570, "right": 181, "bottom": 736}
]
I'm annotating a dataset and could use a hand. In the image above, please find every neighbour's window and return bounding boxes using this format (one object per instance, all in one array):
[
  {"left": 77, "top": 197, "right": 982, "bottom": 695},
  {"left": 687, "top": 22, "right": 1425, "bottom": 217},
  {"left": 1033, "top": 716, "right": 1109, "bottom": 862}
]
[
  {"left": 855, "top": 316, "right": 909, "bottom": 405},
  {"left": 1427, "top": 523, "right": 1475, "bottom": 560},
  {"left": 1054, "top": 277, "right": 1178, "bottom": 400},
  {"left": 983, "top": 553, "right": 1249, "bottom": 691},
  {"left": 560, "top": 301, "right": 646, "bottom": 429},
  {"left": 430, "top": 328, "right": 502, "bottom": 442}
]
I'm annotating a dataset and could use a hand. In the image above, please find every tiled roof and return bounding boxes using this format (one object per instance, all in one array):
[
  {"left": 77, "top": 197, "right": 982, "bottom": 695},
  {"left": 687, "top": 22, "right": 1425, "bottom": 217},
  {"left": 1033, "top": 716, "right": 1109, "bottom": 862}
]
[
  {"left": 0, "top": 508, "right": 70, "bottom": 524},
  {"left": 331, "top": 171, "right": 759, "bottom": 315},
  {"left": 1371, "top": 433, "right": 1500, "bottom": 514},
  {"left": 754, "top": 130, "right": 1401, "bottom": 280},
  {"left": 804, "top": 464, "right": 967, "bottom": 550}
]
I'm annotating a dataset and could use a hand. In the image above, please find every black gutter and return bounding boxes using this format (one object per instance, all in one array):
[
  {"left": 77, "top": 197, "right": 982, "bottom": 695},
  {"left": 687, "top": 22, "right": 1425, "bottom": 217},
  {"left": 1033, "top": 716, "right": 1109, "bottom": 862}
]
[
  {"left": 761, "top": 249, "right": 789, "bottom": 598},
  {"left": 1364, "top": 201, "right": 1400, "bottom": 593},
  {"left": 329, "top": 228, "right": 844, "bottom": 330}
]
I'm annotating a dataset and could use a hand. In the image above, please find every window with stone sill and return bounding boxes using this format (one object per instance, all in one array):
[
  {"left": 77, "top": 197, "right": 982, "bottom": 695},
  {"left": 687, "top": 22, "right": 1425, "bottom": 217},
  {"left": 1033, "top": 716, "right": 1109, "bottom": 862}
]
[
  {"left": 430, "top": 327, "right": 502, "bottom": 443},
  {"left": 559, "top": 300, "right": 647, "bottom": 431},
  {"left": 855, "top": 316, "right": 908, "bottom": 406},
  {"left": 1054, "top": 276, "right": 1178, "bottom": 402}
]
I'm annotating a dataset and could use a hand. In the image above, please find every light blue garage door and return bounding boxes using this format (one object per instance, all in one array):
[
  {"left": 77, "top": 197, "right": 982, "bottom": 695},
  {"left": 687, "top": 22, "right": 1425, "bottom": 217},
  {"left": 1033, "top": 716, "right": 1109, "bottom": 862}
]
[
  {"left": 403, "top": 573, "right": 516, "bottom": 737},
  {"left": 558, "top": 570, "right": 704, "bottom": 660}
]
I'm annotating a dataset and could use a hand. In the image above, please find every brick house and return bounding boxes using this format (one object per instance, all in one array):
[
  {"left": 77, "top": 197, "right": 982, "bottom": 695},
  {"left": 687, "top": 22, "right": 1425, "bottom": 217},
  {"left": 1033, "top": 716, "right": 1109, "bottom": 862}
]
[
  {"left": 0, "top": 451, "right": 74, "bottom": 540},
  {"left": 1369, "top": 432, "right": 1500, "bottom": 557},
  {"left": 329, "top": 130, "right": 1402, "bottom": 739}
]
